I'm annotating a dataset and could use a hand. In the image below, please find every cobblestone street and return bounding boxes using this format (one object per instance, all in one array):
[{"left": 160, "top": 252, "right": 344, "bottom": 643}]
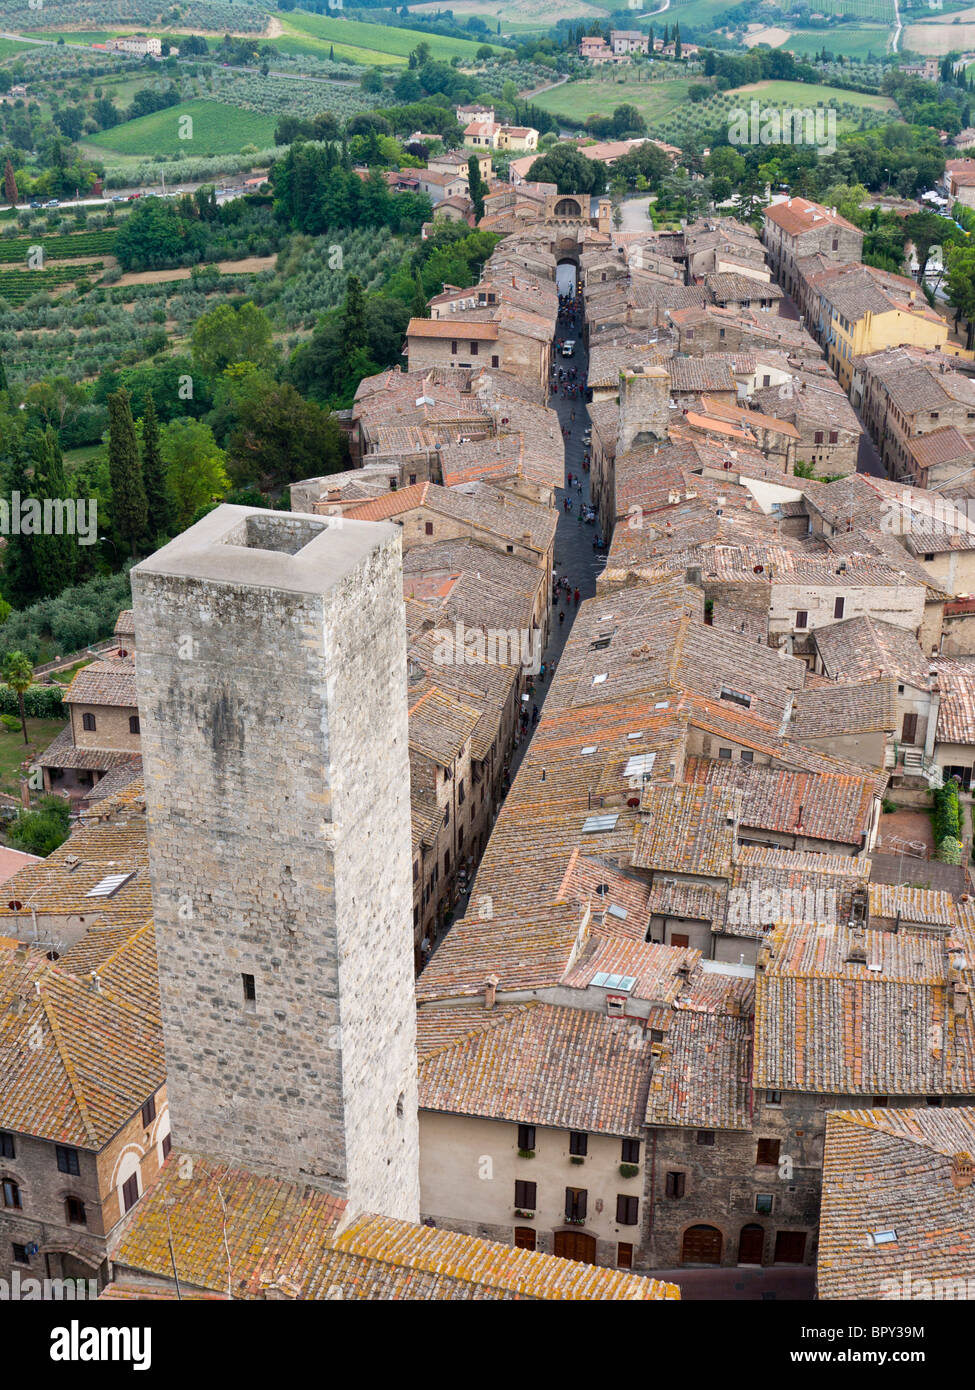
[{"left": 510, "top": 285, "right": 600, "bottom": 776}]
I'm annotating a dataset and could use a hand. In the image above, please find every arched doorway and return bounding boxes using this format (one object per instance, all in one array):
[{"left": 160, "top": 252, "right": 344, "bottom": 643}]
[
  {"left": 554, "top": 1229, "right": 597, "bottom": 1264},
  {"left": 737, "top": 1224, "right": 764, "bottom": 1265},
  {"left": 554, "top": 197, "right": 583, "bottom": 219},
  {"left": 681, "top": 1224, "right": 723, "bottom": 1265}
]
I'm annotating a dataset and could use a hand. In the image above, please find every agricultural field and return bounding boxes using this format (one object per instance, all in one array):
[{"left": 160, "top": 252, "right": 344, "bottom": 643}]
[
  {"left": 904, "top": 6, "right": 975, "bottom": 52},
  {"left": 0, "top": 263, "right": 103, "bottom": 303},
  {"left": 410, "top": 0, "right": 603, "bottom": 24},
  {"left": 533, "top": 74, "right": 695, "bottom": 127},
  {"left": 1, "top": 0, "right": 268, "bottom": 32},
  {"left": 271, "top": 12, "right": 509, "bottom": 67},
  {"left": 87, "top": 98, "right": 278, "bottom": 158},
  {"left": 0, "top": 230, "right": 118, "bottom": 265},
  {"left": 776, "top": 26, "right": 893, "bottom": 57},
  {"left": 534, "top": 71, "right": 894, "bottom": 142}
]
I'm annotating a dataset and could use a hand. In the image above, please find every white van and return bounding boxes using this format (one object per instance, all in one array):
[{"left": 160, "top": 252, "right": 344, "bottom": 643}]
[{"left": 561, "top": 340, "right": 576, "bottom": 357}]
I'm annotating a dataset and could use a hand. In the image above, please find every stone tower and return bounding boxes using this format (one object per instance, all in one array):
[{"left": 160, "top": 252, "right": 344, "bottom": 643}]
[
  {"left": 131, "top": 506, "right": 420, "bottom": 1223},
  {"left": 618, "top": 365, "right": 672, "bottom": 454}
]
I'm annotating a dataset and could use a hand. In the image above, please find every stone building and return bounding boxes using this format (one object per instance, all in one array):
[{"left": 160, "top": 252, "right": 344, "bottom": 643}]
[
  {"left": 38, "top": 657, "right": 141, "bottom": 797},
  {"left": 761, "top": 198, "right": 864, "bottom": 303},
  {"left": 131, "top": 506, "right": 421, "bottom": 1222}
]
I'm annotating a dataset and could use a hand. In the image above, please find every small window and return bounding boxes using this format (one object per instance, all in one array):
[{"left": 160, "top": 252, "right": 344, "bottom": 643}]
[
  {"left": 413, "top": 860, "right": 419, "bottom": 883},
  {"left": 650, "top": 1029, "right": 664, "bottom": 1043},
  {"left": 518, "top": 1124, "right": 536, "bottom": 1153},
  {"left": 813, "top": 431, "right": 824, "bottom": 445},
  {"left": 0, "top": 1132, "right": 14, "bottom": 1160},
  {"left": 491, "top": 355, "right": 499, "bottom": 368},
  {"left": 56, "top": 1146, "right": 80, "bottom": 1176},
  {"left": 425, "top": 522, "right": 434, "bottom": 536},
  {"left": 470, "top": 342, "right": 478, "bottom": 356},
  {"left": 741, "top": 749, "right": 754, "bottom": 763},
  {"left": 755, "top": 1193, "right": 774, "bottom": 1215},
  {"left": 569, "top": 1131, "right": 588, "bottom": 1157},
  {"left": 696, "top": 1131, "right": 715, "bottom": 1147},
  {"left": 450, "top": 340, "right": 457, "bottom": 355},
  {"left": 565, "top": 1186, "right": 588, "bottom": 1221},
  {"left": 756, "top": 1138, "right": 780, "bottom": 1166},
  {"left": 162, "top": 1133, "right": 172, "bottom": 1159},
  {"left": 82, "top": 712, "right": 96, "bottom": 732},
  {"left": 924, "top": 553, "right": 934, "bottom": 562},
  {"left": 718, "top": 747, "right": 732, "bottom": 760},
  {"left": 766, "top": 1090, "right": 783, "bottom": 1106},
  {"left": 122, "top": 1173, "right": 139, "bottom": 1212},
  {"left": 665, "top": 1171, "right": 685, "bottom": 1198},
  {"left": 242, "top": 973, "right": 256, "bottom": 1004},
  {"left": 3, "top": 1179, "right": 21, "bottom": 1208},
  {"left": 833, "top": 596, "right": 845, "bottom": 620},
  {"left": 129, "top": 715, "right": 140, "bottom": 735},
  {"left": 828, "top": 431, "right": 838, "bottom": 444},
  {"left": 926, "top": 1096, "right": 942, "bottom": 1107},
  {"left": 11, "top": 1242, "right": 28, "bottom": 1264},
  {"left": 409, "top": 474, "right": 417, "bottom": 485},
  {"left": 616, "top": 1194, "right": 639, "bottom": 1225},
  {"left": 621, "top": 1138, "right": 640, "bottom": 1165},
  {"left": 141, "top": 1097, "right": 156, "bottom": 1128},
  {"left": 873, "top": 1096, "right": 888, "bottom": 1108},
  {"left": 65, "top": 1195, "right": 86, "bottom": 1226},
  {"left": 514, "top": 1179, "right": 536, "bottom": 1209},
  {"left": 795, "top": 610, "right": 808, "bottom": 630}
]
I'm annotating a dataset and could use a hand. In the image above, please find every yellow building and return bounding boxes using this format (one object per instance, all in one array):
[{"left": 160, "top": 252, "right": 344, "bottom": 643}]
[{"left": 807, "top": 264, "right": 955, "bottom": 392}]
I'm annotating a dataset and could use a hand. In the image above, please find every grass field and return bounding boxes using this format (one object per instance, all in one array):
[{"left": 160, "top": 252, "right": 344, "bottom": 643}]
[
  {"left": 731, "top": 79, "right": 893, "bottom": 111},
  {"left": 777, "top": 26, "right": 892, "bottom": 57},
  {"left": 0, "top": 719, "right": 67, "bottom": 799},
  {"left": 273, "top": 12, "right": 509, "bottom": 66},
  {"left": 533, "top": 74, "right": 694, "bottom": 125},
  {"left": 0, "top": 36, "right": 33, "bottom": 57},
  {"left": 87, "top": 98, "right": 278, "bottom": 158}
]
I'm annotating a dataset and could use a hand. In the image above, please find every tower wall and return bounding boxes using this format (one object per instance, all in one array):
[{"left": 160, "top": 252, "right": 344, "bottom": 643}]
[{"left": 131, "top": 506, "right": 420, "bottom": 1222}]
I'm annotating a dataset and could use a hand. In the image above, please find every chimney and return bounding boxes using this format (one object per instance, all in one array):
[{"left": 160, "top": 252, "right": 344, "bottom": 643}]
[
  {"left": 846, "top": 927, "right": 867, "bottom": 965},
  {"left": 484, "top": 973, "right": 499, "bottom": 1010},
  {"left": 951, "top": 1152, "right": 974, "bottom": 1190},
  {"left": 89, "top": 971, "right": 102, "bottom": 994}
]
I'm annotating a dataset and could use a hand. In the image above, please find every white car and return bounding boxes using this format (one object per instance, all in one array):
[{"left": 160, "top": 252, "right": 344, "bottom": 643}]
[{"left": 561, "top": 340, "right": 576, "bottom": 357}]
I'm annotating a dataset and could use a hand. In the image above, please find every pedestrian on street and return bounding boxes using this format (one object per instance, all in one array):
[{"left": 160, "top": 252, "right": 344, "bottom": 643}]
[
  {"left": 559, "top": 610, "right": 565, "bottom": 626},
  {"left": 576, "top": 479, "right": 582, "bottom": 493},
  {"left": 567, "top": 472, "right": 573, "bottom": 486},
  {"left": 563, "top": 497, "right": 569, "bottom": 513},
  {"left": 574, "top": 588, "right": 580, "bottom": 605},
  {"left": 532, "top": 704, "right": 539, "bottom": 725}
]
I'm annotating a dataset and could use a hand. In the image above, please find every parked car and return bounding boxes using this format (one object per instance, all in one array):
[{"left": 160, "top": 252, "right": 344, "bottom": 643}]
[{"left": 44, "top": 199, "right": 59, "bottom": 208}]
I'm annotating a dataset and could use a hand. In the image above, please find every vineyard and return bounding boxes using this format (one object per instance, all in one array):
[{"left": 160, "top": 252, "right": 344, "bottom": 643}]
[
  {"left": 4, "top": 0, "right": 269, "bottom": 32},
  {"left": 0, "top": 263, "right": 103, "bottom": 303},
  {"left": 274, "top": 12, "right": 508, "bottom": 65},
  {"left": 88, "top": 98, "right": 279, "bottom": 158},
  {"left": 0, "top": 231, "right": 118, "bottom": 265}
]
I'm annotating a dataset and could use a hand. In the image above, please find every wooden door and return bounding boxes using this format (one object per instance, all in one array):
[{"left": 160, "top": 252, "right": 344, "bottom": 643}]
[
  {"left": 681, "top": 1225, "right": 723, "bottom": 1265},
  {"left": 554, "top": 1230, "right": 597, "bottom": 1264},
  {"left": 902, "top": 712, "right": 918, "bottom": 744},
  {"left": 737, "top": 1224, "right": 764, "bottom": 1265},
  {"left": 773, "top": 1230, "right": 807, "bottom": 1264},
  {"left": 514, "top": 1227, "right": 536, "bottom": 1251}
]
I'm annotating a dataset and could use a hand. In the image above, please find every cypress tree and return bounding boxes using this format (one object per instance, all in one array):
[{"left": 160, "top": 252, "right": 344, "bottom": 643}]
[
  {"left": 140, "top": 392, "right": 173, "bottom": 542},
  {"left": 341, "top": 274, "right": 368, "bottom": 363},
  {"left": 0, "top": 354, "right": 7, "bottom": 394},
  {"left": 107, "top": 388, "right": 148, "bottom": 558},
  {"left": 412, "top": 269, "right": 428, "bottom": 318},
  {"left": 3, "top": 159, "right": 16, "bottom": 208},
  {"left": 1, "top": 440, "right": 39, "bottom": 607},
  {"left": 29, "top": 428, "right": 75, "bottom": 597}
]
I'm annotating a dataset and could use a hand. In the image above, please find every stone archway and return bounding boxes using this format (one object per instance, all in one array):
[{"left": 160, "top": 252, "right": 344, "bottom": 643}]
[{"left": 554, "top": 196, "right": 584, "bottom": 219}]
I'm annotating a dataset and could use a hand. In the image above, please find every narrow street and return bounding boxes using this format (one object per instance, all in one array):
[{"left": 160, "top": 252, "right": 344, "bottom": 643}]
[{"left": 510, "top": 269, "right": 599, "bottom": 777}]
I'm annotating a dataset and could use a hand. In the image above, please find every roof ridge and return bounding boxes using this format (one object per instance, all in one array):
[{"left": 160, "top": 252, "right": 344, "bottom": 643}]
[
  {"left": 417, "top": 1002, "right": 536, "bottom": 1065},
  {"left": 38, "top": 988, "right": 98, "bottom": 1146}
]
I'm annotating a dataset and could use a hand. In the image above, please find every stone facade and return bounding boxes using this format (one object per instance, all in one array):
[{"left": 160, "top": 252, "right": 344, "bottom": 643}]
[
  {"left": 0, "top": 1085, "right": 169, "bottom": 1291},
  {"left": 131, "top": 506, "right": 420, "bottom": 1223}
]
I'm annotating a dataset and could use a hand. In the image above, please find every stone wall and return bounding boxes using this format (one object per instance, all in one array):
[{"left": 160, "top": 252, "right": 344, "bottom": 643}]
[{"left": 132, "top": 507, "right": 420, "bottom": 1223}]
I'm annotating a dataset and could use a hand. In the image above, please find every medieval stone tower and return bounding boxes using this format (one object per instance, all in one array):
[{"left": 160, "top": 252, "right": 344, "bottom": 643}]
[{"left": 131, "top": 506, "right": 420, "bottom": 1223}]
